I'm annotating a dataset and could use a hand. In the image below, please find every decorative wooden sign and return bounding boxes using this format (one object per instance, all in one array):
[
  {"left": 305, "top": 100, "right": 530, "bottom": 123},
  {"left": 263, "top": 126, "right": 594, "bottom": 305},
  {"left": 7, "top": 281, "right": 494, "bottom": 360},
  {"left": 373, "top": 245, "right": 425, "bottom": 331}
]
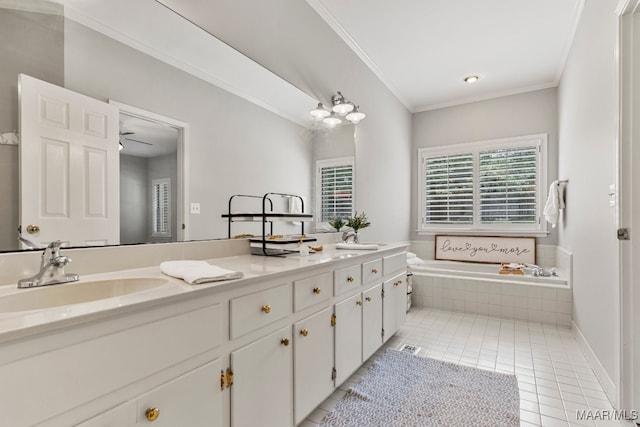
[{"left": 434, "top": 235, "right": 536, "bottom": 264}]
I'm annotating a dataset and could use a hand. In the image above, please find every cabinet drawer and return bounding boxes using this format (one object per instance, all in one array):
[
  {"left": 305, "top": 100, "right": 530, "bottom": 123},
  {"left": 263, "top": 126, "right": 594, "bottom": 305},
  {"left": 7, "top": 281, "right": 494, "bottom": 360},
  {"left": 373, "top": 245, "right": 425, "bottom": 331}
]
[
  {"left": 230, "top": 283, "right": 292, "bottom": 339},
  {"left": 294, "top": 272, "right": 332, "bottom": 311},
  {"left": 362, "top": 258, "right": 382, "bottom": 284},
  {"left": 334, "top": 264, "right": 362, "bottom": 295},
  {"left": 383, "top": 252, "right": 406, "bottom": 275}
]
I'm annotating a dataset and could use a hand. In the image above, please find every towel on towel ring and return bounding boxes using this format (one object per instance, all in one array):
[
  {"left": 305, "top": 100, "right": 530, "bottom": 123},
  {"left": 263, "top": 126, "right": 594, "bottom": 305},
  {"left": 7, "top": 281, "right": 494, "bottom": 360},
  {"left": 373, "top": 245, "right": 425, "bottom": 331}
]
[{"left": 543, "top": 180, "right": 565, "bottom": 228}]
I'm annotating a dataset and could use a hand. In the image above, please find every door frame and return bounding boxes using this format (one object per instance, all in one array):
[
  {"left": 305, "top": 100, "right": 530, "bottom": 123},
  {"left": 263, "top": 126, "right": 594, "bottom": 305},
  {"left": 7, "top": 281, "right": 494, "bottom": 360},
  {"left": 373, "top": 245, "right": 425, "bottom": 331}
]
[
  {"left": 617, "top": 0, "right": 640, "bottom": 413},
  {"left": 109, "top": 101, "right": 190, "bottom": 242}
]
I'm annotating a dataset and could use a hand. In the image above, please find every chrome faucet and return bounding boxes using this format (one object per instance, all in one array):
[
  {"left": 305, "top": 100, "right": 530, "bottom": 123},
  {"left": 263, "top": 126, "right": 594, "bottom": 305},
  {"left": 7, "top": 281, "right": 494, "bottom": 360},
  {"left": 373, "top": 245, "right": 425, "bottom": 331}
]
[
  {"left": 18, "top": 241, "right": 79, "bottom": 288},
  {"left": 523, "top": 264, "right": 557, "bottom": 277},
  {"left": 342, "top": 230, "right": 359, "bottom": 244}
]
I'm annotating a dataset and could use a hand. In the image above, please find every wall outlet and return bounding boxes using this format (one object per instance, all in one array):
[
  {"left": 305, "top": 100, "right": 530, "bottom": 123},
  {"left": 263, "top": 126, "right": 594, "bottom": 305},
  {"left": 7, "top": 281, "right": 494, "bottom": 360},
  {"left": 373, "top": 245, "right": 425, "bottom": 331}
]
[{"left": 190, "top": 202, "right": 201, "bottom": 214}]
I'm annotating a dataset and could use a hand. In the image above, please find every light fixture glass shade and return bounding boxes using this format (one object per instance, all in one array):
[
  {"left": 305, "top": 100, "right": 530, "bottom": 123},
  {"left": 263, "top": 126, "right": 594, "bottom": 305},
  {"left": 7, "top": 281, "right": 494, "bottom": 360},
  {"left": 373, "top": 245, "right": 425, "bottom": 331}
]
[
  {"left": 119, "top": 141, "right": 124, "bottom": 151},
  {"left": 464, "top": 75, "right": 479, "bottom": 83},
  {"left": 331, "top": 91, "right": 354, "bottom": 116},
  {"left": 345, "top": 106, "right": 366, "bottom": 124},
  {"left": 323, "top": 113, "right": 342, "bottom": 128},
  {"left": 310, "top": 102, "right": 330, "bottom": 120}
]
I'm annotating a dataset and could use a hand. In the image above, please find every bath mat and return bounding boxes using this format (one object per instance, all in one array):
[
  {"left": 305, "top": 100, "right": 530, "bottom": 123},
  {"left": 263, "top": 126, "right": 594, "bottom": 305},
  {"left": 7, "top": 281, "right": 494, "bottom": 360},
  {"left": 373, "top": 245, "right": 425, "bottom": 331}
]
[{"left": 320, "top": 349, "right": 520, "bottom": 427}]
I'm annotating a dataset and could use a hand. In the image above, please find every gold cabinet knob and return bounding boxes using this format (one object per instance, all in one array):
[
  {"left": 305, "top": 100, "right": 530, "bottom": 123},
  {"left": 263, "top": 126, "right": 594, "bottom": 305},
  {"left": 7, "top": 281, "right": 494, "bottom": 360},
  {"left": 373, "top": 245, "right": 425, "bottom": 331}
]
[
  {"left": 26, "top": 224, "right": 40, "bottom": 234},
  {"left": 313, "top": 287, "right": 321, "bottom": 295},
  {"left": 300, "top": 328, "right": 309, "bottom": 337},
  {"left": 394, "top": 280, "right": 402, "bottom": 287},
  {"left": 281, "top": 338, "right": 290, "bottom": 346},
  {"left": 347, "top": 276, "right": 355, "bottom": 283},
  {"left": 356, "top": 300, "right": 363, "bottom": 306},
  {"left": 145, "top": 407, "right": 160, "bottom": 422},
  {"left": 372, "top": 268, "right": 378, "bottom": 273},
  {"left": 261, "top": 304, "right": 271, "bottom": 314},
  {"left": 365, "top": 296, "right": 372, "bottom": 302}
]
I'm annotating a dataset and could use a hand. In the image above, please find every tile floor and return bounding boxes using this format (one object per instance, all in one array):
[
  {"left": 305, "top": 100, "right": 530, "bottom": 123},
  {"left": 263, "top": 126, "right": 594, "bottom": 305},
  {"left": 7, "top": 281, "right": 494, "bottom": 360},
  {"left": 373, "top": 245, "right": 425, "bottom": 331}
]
[{"left": 302, "top": 307, "right": 637, "bottom": 427}]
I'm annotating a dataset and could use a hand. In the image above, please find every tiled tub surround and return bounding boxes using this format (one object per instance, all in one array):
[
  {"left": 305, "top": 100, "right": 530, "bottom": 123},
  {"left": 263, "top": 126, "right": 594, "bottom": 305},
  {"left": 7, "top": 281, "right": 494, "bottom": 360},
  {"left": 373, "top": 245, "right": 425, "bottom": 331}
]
[{"left": 409, "top": 244, "right": 573, "bottom": 328}]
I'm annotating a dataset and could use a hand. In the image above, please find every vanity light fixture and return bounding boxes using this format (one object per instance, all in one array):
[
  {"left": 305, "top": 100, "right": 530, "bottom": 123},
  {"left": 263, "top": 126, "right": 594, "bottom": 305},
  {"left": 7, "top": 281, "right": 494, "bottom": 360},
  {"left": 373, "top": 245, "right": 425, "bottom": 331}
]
[
  {"left": 464, "top": 75, "right": 479, "bottom": 83},
  {"left": 119, "top": 141, "right": 124, "bottom": 151},
  {"left": 310, "top": 91, "right": 366, "bottom": 126}
]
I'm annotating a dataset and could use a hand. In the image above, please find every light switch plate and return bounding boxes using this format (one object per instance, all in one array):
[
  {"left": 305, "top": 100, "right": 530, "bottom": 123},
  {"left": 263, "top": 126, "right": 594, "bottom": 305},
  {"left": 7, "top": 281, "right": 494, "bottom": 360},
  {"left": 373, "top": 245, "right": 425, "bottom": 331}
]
[
  {"left": 190, "top": 202, "right": 201, "bottom": 214},
  {"left": 609, "top": 184, "right": 616, "bottom": 207}
]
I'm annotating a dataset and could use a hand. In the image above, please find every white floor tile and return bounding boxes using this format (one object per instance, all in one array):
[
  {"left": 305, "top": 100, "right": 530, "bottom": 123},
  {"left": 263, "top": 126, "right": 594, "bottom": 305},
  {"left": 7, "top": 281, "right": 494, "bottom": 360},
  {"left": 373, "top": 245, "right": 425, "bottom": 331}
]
[{"left": 304, "top": 307, "right": 621, "bottom": 427}]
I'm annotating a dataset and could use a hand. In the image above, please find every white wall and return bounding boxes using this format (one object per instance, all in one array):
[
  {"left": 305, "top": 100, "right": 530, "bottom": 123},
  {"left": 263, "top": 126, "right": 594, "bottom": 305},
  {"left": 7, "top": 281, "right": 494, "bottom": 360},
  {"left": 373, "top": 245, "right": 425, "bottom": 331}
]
[
  {"left": 120, "top": 154, "right": 148, "bottom": 244},
  {"left": 411, "top": 87, "right": 559, "bottom": 246},
  {"left": 557, "top": 0, "right": 619, "bottom": 391}
]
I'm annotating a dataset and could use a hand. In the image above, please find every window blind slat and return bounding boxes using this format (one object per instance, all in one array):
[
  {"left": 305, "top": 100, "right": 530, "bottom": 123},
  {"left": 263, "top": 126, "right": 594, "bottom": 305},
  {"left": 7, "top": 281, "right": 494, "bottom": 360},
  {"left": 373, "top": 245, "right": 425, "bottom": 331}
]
[{"left": 319, "top": 162, "right": 354, "bottom": 223}]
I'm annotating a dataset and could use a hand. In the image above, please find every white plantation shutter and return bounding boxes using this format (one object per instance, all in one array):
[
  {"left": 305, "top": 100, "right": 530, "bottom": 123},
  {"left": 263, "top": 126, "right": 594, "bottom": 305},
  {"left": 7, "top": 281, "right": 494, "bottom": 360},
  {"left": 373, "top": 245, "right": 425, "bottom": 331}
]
[
  {"left": 479, "top": 146, "right": 538, "bottom": 224},
  {"left": 418, "top": 133, "right": 546, "bottom": 234},
  {"left": 423, "top": 153, "right": 474, "bottom": 224},
  {"left": 152, "top": 178, "right": 171, "bottom": 237},
  {"left": 317, "top": 158, "right": 354, "bottom": 224}
]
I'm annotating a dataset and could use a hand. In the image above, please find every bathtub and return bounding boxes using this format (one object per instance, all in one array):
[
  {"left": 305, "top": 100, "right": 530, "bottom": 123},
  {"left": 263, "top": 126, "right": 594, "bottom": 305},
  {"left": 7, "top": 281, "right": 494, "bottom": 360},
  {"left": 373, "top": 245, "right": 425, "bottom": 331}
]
[
  {"left": 411, "top": 260, "right": 568, "bottom": 287},
  {"left": 409, "top": 259, "right": 572, "bottom": 327}
]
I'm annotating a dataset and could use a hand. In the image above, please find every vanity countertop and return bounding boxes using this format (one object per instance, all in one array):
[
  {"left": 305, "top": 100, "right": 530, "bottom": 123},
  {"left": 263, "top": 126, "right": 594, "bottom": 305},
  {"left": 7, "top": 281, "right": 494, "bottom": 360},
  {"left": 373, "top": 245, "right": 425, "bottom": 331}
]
[{"left": 0, "top": 243, "right": 408, "bottom": 343}]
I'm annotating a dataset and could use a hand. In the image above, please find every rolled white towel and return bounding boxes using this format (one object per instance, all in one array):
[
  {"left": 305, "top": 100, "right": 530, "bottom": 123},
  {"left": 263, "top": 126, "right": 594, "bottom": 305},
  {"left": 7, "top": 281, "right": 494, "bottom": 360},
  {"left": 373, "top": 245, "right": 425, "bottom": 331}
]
[{"left": 160, "top": 260, "right": 243, "bottom": 285}]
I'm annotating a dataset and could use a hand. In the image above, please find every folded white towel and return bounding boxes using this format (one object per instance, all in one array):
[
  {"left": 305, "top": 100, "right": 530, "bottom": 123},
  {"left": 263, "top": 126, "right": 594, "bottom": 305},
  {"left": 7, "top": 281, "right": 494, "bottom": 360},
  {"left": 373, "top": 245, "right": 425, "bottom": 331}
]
[
  {"left": 543, "top": 180, "right": 562, "bottom": 228},
  {"left": 288, "top": 196, "right": 302, "bottom": 225},
  {"left": 336, "top": 243, "right": 379, "bottom": 250},
  {"left": 160, "top": 260, "right": 243, "bottom": 285}
]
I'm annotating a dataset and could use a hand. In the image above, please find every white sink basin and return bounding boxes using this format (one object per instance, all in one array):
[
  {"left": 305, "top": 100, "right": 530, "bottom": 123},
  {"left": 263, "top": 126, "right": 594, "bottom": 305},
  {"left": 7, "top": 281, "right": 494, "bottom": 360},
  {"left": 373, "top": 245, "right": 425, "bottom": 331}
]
[{"left": 0, "top": 278, "right": 170, "bottom": 313}]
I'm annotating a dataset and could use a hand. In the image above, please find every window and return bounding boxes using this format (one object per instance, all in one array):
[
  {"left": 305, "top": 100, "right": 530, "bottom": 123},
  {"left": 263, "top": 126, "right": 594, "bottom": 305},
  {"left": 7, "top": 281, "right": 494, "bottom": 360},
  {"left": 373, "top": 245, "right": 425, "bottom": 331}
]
[
  {"left": 152, "top": 178, "right": 171, "bottom": 237},
  {"left": 316, "top": 157, "right": 354, "bottom": 227},
  {"left": 418, "top": 133, "right": 547, "bottom": 235}
]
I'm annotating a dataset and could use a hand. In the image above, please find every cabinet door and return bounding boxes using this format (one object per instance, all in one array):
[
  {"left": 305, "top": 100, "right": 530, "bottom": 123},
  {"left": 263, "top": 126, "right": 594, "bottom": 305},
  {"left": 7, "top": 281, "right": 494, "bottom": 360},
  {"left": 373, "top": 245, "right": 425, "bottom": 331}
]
[
  {"left": 334, "top": 293, "right": 362, "bottom": 386},
  {"left": 383, "top": 274, "right": 407, "bottom": 342},
  {"left": 362, "top": 283, "right": 383, "bottom": 361},
  {"left": 231, "top": 326, "right": 293, "bottom": 427},
  {"left": 75, "top": 402, "right": 133, "bottom": 427},
  {"left": 134, "top": 360, "right": 221, "bottom": 427},
  {"left": 293, "top": 307, "right": 334, "bottom": 425}
]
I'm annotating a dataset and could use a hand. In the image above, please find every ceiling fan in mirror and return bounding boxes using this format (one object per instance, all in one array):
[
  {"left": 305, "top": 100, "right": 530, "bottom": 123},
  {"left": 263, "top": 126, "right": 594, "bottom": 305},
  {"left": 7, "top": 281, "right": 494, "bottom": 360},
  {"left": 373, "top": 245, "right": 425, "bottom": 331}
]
[{"left": 118, "top": 131, "right": 153, "bottom": 151}]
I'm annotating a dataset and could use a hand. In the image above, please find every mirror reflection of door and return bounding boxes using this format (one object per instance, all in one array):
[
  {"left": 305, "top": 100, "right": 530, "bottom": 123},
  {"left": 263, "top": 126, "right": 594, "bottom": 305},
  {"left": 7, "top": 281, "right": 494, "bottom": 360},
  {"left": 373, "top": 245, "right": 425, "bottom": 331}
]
[{"left": 118, "top": 113, "right": 179, "bottom": 244}]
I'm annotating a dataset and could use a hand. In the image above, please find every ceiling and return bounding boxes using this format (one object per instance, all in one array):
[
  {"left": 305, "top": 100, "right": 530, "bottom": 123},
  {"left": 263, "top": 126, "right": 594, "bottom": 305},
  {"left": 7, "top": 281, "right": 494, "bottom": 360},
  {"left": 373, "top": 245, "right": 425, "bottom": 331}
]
[
  {"left": 306, "top": 0, "right": 584, "bottom": 112},
  {"left": 119, "top": 114, "right": 178, "bottom": 158}
]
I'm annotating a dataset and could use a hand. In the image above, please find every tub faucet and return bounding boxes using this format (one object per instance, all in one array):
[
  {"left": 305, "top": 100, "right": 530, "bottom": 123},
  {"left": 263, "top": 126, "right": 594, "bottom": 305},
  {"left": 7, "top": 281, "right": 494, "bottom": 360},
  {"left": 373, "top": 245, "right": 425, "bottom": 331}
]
[
  {"left": 17, "top": 241, "right": 79, "bottom": 289},
  {"left": 523, "top": 264, "right": 557, "bottom": 277},
  {"left": 342, "top": 230, "right": 359, "bottom": 244}
]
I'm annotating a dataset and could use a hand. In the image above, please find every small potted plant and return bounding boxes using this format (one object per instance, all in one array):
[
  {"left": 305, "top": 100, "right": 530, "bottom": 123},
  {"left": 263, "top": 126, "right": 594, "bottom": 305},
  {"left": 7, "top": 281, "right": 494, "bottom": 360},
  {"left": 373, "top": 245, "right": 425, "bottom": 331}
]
[
  {"left": 347, "top": 211, "right": 370, "bottom": 243},
  {"left": 328, "top": 217, "right": 346, "bottom": 232}
]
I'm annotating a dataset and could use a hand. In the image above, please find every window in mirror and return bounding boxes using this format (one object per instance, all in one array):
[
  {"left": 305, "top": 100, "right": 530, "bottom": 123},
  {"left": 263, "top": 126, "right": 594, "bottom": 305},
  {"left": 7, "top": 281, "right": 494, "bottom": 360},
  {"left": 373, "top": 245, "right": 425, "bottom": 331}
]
[
  {"left": 152, "top": 178, "right": 171, "bottom": 238},
  {"left": 316, "top": 157, "right": 354, "bottom": 229}
]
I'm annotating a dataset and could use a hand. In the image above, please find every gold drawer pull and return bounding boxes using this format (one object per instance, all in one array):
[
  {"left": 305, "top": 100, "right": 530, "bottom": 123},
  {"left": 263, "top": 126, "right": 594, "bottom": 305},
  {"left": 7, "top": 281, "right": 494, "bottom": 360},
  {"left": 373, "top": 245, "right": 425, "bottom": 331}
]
[
  {"left": 372, "top": 268, "right": 378, "bottom": 273},
  {"left": 261, "top": 304, "right": 271, "bottom": 314},
  {"left": 145, "top": 407, "right": 160, "bottom": 422},
  {"left": 365, "top": 296, "right": 372, "bottom": 302},
  {"left": 347, "top": 276, "right": 355, "bottom": 283},
  {"left": 300, "top": 329, "right": 309, "bottom": 337},
  {"left": 313, "top": 287, "right": 321, "bottom": 294},
  {"left": 356, "top": 300, "right": 363, "bottom": 306},
  {"left": 281, "top": 338, "right": 290, "bottom": 346}
]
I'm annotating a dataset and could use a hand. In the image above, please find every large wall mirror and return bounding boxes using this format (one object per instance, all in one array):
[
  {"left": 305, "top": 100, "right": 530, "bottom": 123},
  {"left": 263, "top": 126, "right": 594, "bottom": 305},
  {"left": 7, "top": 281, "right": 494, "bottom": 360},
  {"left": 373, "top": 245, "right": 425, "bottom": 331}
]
[{"left": 0, "top": 0, "right": 355, "bottom": 252}]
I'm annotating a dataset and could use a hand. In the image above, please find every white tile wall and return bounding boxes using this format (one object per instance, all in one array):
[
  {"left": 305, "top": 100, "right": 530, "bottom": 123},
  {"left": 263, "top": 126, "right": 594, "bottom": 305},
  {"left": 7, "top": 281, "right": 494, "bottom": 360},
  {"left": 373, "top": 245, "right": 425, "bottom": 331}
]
[{"left": 412, "top": 275, "right": 572, "bottom": 327}]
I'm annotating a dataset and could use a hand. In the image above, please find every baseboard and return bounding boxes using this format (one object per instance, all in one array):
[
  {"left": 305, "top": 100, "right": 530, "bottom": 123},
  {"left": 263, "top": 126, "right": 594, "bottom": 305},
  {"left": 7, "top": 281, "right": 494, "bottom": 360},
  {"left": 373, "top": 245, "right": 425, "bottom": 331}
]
[{"left": 572, "top": 320, "right": 619, "bottom": 408}]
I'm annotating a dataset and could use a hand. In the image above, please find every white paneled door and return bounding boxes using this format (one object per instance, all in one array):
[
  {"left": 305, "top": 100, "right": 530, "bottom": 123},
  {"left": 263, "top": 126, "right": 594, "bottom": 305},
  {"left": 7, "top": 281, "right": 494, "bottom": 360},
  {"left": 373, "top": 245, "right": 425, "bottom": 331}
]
[{"left": 19, "top": 74, "right": 120, "bottom": 247}]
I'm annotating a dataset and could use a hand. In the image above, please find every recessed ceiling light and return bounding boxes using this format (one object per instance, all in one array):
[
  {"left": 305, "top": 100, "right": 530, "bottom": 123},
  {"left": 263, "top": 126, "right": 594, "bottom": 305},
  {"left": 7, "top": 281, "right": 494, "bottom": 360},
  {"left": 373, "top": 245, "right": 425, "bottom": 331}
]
[{"left": 464, "top": 75, "right": 479, "bottom": 83}]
